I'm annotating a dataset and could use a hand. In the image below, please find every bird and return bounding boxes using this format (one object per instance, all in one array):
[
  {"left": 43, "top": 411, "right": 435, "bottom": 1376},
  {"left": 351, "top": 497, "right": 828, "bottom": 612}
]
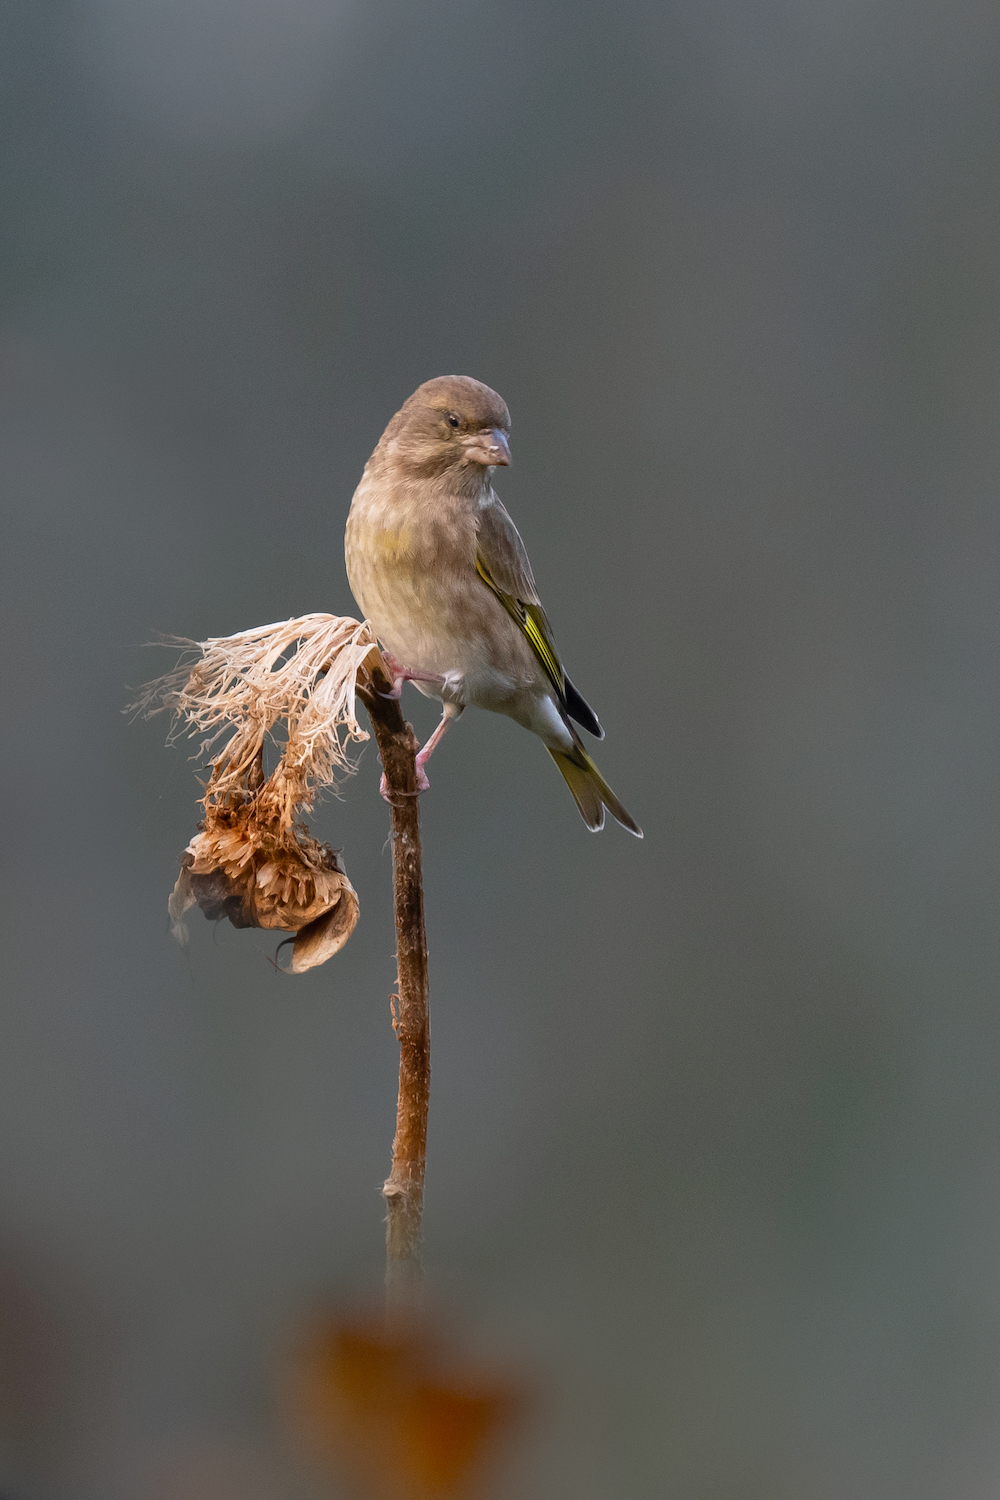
[{"left": 344, "top": 375, "right": 641, "bottom": 836}]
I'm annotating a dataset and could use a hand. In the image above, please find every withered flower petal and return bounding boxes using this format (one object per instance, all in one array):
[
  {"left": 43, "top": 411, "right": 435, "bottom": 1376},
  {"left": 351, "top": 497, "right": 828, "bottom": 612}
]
[
  {"left": 289, "top": 887, "right": 361, "bottom": 973},
  {"left": 167, "top": 862, "right": 197, "bottom": 943}
]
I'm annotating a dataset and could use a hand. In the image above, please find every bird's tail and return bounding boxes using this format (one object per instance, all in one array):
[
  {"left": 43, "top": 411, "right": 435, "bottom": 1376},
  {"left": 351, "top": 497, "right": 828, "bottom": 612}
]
[{"left": 547, "top": 739, "right": 642, "bottom": 837}]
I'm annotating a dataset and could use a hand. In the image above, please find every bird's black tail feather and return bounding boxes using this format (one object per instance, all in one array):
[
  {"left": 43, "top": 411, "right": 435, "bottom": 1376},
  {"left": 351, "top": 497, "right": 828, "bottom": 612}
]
[{"left": 563, "top": 674, "right": 604, "bottom": 739}]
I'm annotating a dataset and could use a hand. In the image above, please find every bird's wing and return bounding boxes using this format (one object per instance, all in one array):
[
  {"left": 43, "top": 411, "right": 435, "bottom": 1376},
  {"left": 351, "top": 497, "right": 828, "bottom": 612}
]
[
  {"left": 474, "top": 497, "right": 559, "bottom": 688},
  {"left": 475, "top": 496, "right": 604, "bottom": 738}
]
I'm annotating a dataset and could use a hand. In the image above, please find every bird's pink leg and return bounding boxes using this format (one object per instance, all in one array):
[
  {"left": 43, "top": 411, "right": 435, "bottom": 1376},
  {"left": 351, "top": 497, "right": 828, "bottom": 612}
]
[
  {"left": 379, "top": 703, "right": 462, "bottom": 800},
  {"left": 379, "top": 650, "right": 444, "bottom": 701},
  {"left": 414, "top": 704, "right": 462, "bottom": 789}
]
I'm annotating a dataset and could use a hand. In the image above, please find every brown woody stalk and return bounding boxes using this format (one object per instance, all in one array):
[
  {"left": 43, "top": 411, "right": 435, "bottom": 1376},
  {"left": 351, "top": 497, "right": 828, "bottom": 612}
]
[{"left": 356, "top": 655, "right": 431, "bottom": 1319}]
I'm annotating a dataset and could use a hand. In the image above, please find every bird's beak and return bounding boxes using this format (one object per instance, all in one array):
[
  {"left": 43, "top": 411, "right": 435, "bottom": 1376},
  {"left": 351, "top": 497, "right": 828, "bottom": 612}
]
[{"left": 463, "top": 428, "right": 511, "bottom": 467}]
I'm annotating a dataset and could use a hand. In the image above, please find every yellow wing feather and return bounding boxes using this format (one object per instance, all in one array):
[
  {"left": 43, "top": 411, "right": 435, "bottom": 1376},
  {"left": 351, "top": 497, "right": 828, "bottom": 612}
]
[{"left": 476, "top": 554, "right": 565, "bottom": 696}]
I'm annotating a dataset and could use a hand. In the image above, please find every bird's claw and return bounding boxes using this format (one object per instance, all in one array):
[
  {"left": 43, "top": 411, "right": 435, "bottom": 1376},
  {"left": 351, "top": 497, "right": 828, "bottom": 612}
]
[{"left": 379, "top": 768, "right": 429, "bottom": 802}]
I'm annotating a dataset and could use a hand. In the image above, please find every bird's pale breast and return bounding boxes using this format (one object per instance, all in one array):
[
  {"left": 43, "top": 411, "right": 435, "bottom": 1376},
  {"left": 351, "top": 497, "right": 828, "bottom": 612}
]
[{"left": 345, "top": 473, "right": 544, "bottom": 712}]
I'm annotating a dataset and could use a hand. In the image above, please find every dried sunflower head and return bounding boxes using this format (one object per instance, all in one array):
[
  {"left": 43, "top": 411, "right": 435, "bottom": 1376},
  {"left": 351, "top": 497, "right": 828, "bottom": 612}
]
[
  {"left": 139, "top": 614, "right": 379, "bottom": 973},
  {"left": 168, "top": 780, "right": 360, "bottom": 974}
]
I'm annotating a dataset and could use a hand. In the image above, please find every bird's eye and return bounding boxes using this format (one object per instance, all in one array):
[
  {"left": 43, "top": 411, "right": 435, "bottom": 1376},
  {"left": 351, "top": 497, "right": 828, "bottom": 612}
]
[{"left": 446, "top": 413, "right": 460, "bottom": 429}]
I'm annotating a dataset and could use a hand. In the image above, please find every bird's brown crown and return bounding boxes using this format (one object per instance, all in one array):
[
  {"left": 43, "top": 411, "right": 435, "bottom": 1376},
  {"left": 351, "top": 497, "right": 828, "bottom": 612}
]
[
  {"left": 403, "top": 375, "right": 510, "bottom": 433},
  {"left": 375, "top": 375, "right": 511, "bottom": 482}
]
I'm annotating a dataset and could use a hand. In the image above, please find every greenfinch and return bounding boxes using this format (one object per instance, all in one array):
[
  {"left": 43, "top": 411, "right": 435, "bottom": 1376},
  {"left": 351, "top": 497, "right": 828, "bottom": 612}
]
[{"left": 345, "top": 376, "right": 641, "bottom": 836}]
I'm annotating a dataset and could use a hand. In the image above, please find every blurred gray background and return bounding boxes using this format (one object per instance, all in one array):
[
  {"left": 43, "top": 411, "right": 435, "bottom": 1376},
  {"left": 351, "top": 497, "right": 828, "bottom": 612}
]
[{"left": 3, "top": 1, "right": 1000, "bottom": 1495}]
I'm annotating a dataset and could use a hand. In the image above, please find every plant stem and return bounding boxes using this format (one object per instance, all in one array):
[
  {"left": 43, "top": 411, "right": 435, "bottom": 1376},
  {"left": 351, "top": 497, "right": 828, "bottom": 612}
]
[{"left": 356, "top": 656, "right": 430, "bottom": 1319}]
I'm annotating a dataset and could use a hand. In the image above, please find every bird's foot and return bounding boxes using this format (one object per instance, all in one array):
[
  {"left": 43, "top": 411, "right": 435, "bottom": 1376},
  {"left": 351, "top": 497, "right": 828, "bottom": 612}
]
[
  {"left": 379, "top": 651, "right": 444, "bottom": 701},
  {"left": 379, "top": 766, "right": 430, "bottom": 802}
]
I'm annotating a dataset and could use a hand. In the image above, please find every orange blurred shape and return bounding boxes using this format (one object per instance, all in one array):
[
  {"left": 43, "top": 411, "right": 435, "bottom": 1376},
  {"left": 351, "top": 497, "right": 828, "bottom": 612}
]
[{"left": 285, "top": 1317, "right": 527, "bottom": 1500}]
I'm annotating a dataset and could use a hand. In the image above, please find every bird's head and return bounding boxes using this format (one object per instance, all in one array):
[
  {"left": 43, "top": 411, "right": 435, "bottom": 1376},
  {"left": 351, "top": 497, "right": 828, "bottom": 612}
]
[{"left": 380, "top": 376, "right": 511, "bottom": 482}]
